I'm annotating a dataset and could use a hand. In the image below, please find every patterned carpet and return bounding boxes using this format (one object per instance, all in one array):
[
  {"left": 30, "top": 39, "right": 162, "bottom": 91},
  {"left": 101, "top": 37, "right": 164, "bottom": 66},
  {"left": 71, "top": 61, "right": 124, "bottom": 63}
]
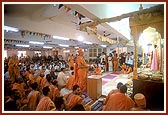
[
  {"left": 83, "top": 96, "right": 93, "bottom": 106},
  {"left": 82, "top": 94, "right": 104, "bottom": 111},
  {"left": 88, "top": 73, "right": 132, "bottom": 111},
  {"left": 60, "top": 73, "right": 131, "bottom": 111},
  {"left": 102, "top": 74, "right": 117, "bottom": 85},
  {"left": 102, "top": 73, "right": 132, "bottom": 96},
  {"left": 111, "top": 71, "right": 121, "bottom": 74},
  {"left": 91, "top": 100, "right": 103, "bottom": 111},
  {"left": 103, "top": 74, "right": 117, "bottom": 79},
  {"left": 87, "top": 73, "right": 118, "bottom": 111}
]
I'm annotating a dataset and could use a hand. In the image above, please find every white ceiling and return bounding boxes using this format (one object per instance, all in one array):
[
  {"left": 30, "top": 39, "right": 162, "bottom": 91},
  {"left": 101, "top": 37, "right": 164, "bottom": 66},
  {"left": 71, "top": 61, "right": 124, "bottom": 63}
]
[{"left": 3, "top": 3, "right": 162, "bottom": 49}]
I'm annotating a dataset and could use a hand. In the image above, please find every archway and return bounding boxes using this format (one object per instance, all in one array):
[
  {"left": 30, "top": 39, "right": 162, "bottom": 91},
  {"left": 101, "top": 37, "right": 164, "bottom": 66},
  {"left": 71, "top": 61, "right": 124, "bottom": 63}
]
[
  {"left": 138, "top": 26, "right": 163, "bottom": 72},
  {"left": 129, "top": 8, "right": 164, "bottom": 79}
]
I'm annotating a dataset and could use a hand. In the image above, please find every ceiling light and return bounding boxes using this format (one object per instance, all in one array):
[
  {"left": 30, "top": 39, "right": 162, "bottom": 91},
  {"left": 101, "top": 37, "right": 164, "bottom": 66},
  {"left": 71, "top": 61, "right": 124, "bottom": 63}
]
[
  {"left": 16, "top": 44, "right": 29, "bottom": 47},
  {"left": 83, "top": 41, "right": 92, "bottom": 44},
  {"left": 63, "top": 50, "right": 70, "bottom": 53},
  {"left": 43, "top": 46, "right": 53, "bottom": 49},
  {"left": 84, "top": 49, "right": 88, "bottom": 52},
  {"left": 75, "top": 47, "right": 79, "bottom": 49},
  {"left": 77, "top": 36, "right": 84, "bottom": 41},
  {"left": 59, "top": 44, "right": 69, "bottom": 47},
  {"left": 100, "top": 45, "right": 107, "bottom": 47},
  {"left": 53, "top": 36, "right": 69, "bottom": 40},
  {"left": 29, "top": 41, "right": 44, "bottom": 45},
  {"left": 4, "top": 26, "right": 19, "bottom": 32}
]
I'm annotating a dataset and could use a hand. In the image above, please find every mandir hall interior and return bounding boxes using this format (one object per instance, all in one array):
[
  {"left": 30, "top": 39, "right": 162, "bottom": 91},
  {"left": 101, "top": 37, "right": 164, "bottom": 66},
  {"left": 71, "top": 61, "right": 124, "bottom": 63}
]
[
  {"left": 3, "top": 35, "right": 165, "bottom": 111},
  {"left": 3, "top": 3, "right": 165, "bottom": 111}
]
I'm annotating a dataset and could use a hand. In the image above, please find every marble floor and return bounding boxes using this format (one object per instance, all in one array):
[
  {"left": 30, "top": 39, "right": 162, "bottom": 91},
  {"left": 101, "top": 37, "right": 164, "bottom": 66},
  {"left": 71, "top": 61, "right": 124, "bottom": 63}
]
[
  {"left": 101, "top": 72, "right": 133, "bottom": 96},
  {"left": 60, "top": 72, "right": 133, "bottom": 97},
  {"left": 59, "top": 72, "right": 133, "bottom": 111}
]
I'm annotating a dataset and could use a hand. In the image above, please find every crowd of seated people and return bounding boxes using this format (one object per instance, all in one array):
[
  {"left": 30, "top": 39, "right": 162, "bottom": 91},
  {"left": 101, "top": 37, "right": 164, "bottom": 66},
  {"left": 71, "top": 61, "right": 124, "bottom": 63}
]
[
  {"left": 4, "top": 53, "right": 149, "bottom": 111},
  {"left": 4, "top": 53, "right": 92, "bottom": 111},
  {"left": 120, "top": 63, "right": 132, "bottom": 74}
]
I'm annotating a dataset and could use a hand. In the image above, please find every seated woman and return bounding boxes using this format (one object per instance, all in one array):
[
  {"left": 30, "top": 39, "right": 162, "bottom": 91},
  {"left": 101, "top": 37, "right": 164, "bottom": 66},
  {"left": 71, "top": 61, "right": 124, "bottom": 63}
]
[
  {"left": 121, "top": 64, "right": 132, "bottom": 74},
  {"left": 93, "top": 64, "right": 102, "bottom": 75},
  {"left": 120, "top": 63, "right": 127, "bottom": 74},
  {"left": 125, "top": 65, "right": 132, "bottom": 74}
]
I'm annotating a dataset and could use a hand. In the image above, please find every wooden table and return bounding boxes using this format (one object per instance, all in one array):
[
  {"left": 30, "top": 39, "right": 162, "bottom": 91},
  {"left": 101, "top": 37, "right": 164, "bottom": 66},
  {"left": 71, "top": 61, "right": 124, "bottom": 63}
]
[
  {"left": 87, "top": 75, "right": 102, "bottom": 100},
  {"left": 133, "top": 78, "right": 164, "bottom": 111}
]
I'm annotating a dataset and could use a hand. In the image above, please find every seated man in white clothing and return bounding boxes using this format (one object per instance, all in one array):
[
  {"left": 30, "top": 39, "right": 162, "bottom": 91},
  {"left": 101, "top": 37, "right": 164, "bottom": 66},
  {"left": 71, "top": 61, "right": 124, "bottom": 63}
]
[{"left": 57, "top": 68, "right": 68, "bottom": 90}]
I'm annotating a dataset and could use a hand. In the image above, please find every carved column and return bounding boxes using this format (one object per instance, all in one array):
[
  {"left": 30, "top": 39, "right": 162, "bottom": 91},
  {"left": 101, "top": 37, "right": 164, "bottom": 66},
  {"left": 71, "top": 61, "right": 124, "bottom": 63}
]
[
  {"left": 131, "top": 27, "right": 138, "bottom": 79},
  {"left": 129, "top": 11, "right": 164, "bottom": 78}
]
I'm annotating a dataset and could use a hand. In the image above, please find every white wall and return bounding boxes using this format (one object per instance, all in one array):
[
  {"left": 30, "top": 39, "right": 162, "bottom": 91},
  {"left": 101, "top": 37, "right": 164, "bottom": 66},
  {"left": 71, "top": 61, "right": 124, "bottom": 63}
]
[
  {"left": 7, "top": 49, "right": 18, "bottom": 57},
  {"left": 4, "top": 45, "right": 142, "bottom": 61},
  {"left": 107, "top": 44, "right": 142, "bottom": 54},
  {"left": 5, "top": 49, "right": 49, "bottom": 58}
]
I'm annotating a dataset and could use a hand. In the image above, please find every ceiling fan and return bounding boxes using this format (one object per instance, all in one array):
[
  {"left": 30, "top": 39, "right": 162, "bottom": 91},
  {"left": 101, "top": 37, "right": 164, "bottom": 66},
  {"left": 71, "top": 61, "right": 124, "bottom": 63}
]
[
  {"left": 43, "top": 37, "right": 52, "bottom": 45},
  {"left": 71, "top": 20, "right": 81, "bottom": 25},
  {"left": 70, "top": 20, "right": 83, "bottom": 31},
  {"left": 103, "top": 31, "right": 111, "bottom": 37}
]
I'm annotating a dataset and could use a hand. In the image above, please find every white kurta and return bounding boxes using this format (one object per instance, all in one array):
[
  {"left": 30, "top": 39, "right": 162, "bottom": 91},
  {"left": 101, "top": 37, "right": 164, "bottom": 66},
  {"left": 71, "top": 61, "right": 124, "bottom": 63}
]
[
  {"left": 108, "top": 56, "right": 113, "bottom": 72},
  {"left": 57, "top": 71, "right": 68, "bottom": 88}
]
